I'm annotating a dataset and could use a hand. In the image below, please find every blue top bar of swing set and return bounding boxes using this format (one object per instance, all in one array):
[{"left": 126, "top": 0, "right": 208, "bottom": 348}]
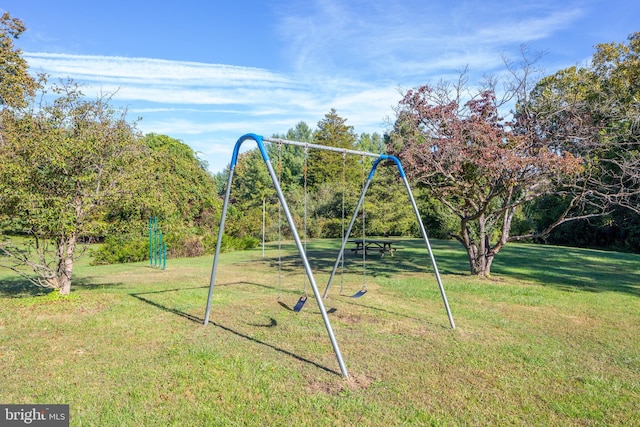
[
  {"left": 228, "top": 133, "right": 406, "bottom": 179},
  {"left": 369, "top": 155, "right": 406, "bottom": 179},
  {"left": 229, "top": 133, "right": 265, "bottom": 169}
]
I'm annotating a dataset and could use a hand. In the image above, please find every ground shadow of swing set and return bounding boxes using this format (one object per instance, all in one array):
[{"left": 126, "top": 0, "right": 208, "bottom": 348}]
[{"left": 204, "top": 133, "right": 455, "bottom": 378}]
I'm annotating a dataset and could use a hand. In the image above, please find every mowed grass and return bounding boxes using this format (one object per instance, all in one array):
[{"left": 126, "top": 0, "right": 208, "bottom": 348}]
[{"left": 1, "top": 239, "right": 639, "bottom": 426}]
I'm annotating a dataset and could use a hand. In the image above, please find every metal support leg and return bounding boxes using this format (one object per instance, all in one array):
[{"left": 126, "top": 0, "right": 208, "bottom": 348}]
[
  {"left": 204, "top": 134, "right": 349, "bottom": 378},
  {"left": 401, "top": 176, "right": 456, "bottom": 329}
]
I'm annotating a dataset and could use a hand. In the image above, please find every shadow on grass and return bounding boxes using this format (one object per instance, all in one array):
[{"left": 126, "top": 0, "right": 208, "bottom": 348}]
[
  {"left": 71, "top": 277, "right": 126, "bottom": 291},
  {"left": 210, "top": 321, "right": 340, "bottom": 376},
  {"left": 129, "top": 284, "right": 342, "bottom": 376},
  {"left": 264, "top": 239, "right": 640, "bottom": 297},
  {"left": 267, "top": 247, "right": 436, "bottom": 280},
  {"left": 0, "top": 277, "right": 53, "bottom": 297},
  {"left": 492, "top": 244, "right": 640, "bottom": 297},
  {"left": 130, "top": 286, "right": 207, "bottom": 323},
  {"left": 331, "top": 296, "right": 452, "bottom": 330},
  {"left": 0, "top": 276, "right": 125, "bottom": 298},
  {"left": 210, "top": 280, "right": 446, "bottom": 327}
]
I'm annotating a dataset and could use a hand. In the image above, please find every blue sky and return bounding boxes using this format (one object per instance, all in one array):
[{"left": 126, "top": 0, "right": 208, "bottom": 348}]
[{"left": 4, "top": 0, "right": 639, "bottom": 173}]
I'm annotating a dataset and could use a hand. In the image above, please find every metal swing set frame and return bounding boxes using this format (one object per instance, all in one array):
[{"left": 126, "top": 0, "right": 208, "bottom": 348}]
[{"left": 203, "top": 133, "right": 455, "bottom": 378}]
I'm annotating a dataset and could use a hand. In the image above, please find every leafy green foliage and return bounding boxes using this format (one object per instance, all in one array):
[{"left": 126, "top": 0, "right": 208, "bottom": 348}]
[
  {"left": 525, "top": 32, "right": 640, "bottom": 251},
  {"left": 98, "top": 133, "right": 223, "bottom": 262},
  {"left": 91, "top": 235, "right": 148, "bottom": 265},
  {"left": 0, "top": 12, "right": 38, "bottom": 108},
  {"left": 0, "top": 79, "right": 144, "bottom": 293},
  {"left": 308, "top": 108, "right": 361, "bottom": 188},
  {"left": 141, "top": 133, "right": 220, "bottom": 228},
  {"left": 219, "top": 234, "right": 260, "bottom": 252}
]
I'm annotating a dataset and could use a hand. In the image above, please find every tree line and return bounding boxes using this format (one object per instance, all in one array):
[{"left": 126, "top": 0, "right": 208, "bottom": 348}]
[
  {"left": 214, "top": 113, "right": 447, "bottom": 246},
  {"left": 222, "top": 35, "right": 640, "bottom": 277},
  {"left": 1, "top": 10, "right": 638, "bottom": 293}
]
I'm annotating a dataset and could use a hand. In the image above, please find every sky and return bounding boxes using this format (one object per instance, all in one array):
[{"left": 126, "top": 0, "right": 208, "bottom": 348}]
[{"left": 4, "top": 0, "right": 640, "bottom": 173}]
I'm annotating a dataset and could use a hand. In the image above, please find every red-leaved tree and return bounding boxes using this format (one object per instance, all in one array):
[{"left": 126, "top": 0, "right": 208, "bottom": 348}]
[{"left": 389, "top": 83, "right": 583, "bottom": 276}]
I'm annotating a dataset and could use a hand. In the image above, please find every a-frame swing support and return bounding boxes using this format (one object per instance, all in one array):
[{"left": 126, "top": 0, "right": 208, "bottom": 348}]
[{"left": 203, "top": 133, "right": 455, "bottom": 379}]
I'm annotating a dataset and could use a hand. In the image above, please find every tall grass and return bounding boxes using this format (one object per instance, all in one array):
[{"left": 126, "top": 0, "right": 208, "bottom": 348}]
[{"left": 0, "top": 239, "right": 638, "bottom": 425}]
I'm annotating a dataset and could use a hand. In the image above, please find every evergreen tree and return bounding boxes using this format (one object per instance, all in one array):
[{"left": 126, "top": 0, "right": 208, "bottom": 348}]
[{"left": 307, "top": 109, "right": 360, "bottom": 188}]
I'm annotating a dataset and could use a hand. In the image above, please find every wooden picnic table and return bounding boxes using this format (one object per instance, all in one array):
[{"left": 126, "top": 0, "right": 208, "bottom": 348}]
[{"left": 349, "top": 239, "right": 397, "bottom": 257}]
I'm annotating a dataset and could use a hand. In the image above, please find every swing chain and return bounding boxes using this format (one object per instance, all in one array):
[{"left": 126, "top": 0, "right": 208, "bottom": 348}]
[
  {"left": 302, "top": 143, "right": 309, "bottom": 294},
  {"left": 340, "top": 149, "right": 346, "bottom": 295},
  {"left": 277, "top": 142, "right": 283, "bottom": 302},
  {"left": 361, "top": 153, "right": 367, "bottom": 292}
]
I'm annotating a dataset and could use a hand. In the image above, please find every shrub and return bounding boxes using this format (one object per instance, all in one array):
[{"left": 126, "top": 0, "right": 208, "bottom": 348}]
[
  {"left": 220, "top": 234, "right": 259, "bottom": 252},
  {"left": 91, "top": 235, "right": 148, "bottom": 265}
]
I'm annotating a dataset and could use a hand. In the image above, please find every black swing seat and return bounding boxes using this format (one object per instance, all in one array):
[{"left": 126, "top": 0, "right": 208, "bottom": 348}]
[
  {"left": 293, "top": 295, "right": 307, "bottom": 312},
  {"left": 279, "top": 295, "right": 307, "bottom": 312},
  {"left": 278, "top": 300, "right": 293, "bottom": 311},
  {"left": 350, "top": 289, "right": 367, "bottom": 298}
]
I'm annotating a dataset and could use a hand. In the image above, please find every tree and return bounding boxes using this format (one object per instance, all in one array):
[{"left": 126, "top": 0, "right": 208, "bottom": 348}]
[
  {"left": 270, "top": 121, "right": 311, "bottom": 189},
  {"left": 307, "top": 109, "right": 360, "bottom": 188},
  {"left": 0, "top": 12, "right": 38, "bottom": 109},
  {"left": 142, "top": 133, "right": 220, "bottom": 225},
  {"left": 92, "top": 133, "right": 224, "bottom": 263},
  {"left": 0, "top": 80, "right": 144, "bottom": 294},
  {"left": 356, "top": 132, "right": 386, "bottom": 154},
  {"left": 282, "top": 120, "right": 313, "bottom": 143},
  {"left": 526, "top": 33, "right": 640, "bottom": 220},
  {"left": 389, "top": 72, "right": 583, "bottom": 277}
]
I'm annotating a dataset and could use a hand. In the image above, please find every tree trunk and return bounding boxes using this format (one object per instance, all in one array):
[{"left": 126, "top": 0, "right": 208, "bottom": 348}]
[
  {"left": 465, "top": 233, "right": 496, "bottom": 277},
  {"left": 462, "top": 208, "right": 515, "bottom": 277},
  {"left": 54, "top": 234, "right": 76, "bottom": 295},
  {"left": 462, "top": 215, "right": 492, "bottom": 277},
  {"left": 466, "top": 246, "right": 496, "bottom": 277}
]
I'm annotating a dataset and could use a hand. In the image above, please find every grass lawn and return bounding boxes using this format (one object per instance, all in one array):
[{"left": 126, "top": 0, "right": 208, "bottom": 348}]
[{"left": 1, "top": 238, "right": 639, "bottom": 425}]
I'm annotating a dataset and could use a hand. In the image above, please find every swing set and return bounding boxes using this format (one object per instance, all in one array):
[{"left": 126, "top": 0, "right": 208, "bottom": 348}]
[{"left": 203, "top": 133, "right": 455, "bottom": 378}]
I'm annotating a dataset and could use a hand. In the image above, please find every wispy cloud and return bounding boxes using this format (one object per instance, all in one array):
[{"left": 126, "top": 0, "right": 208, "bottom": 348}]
[
  {"left": 275, "top": 0, "right": 584, "bottom": 79},
  {"left": 470, "top": 7, "right": 584, "bottom": 45},
  {"left": 24, "top": 51, "right": 397, "bottom": 172},
  {"left": 26, "top": 52, "right": 333, "bottom": 115},
  {"left": 25, "top": 53, "right": 298, "bottom": 89},
  {"left": 21, "top": 1, "right": 590, "bottom": 173}
]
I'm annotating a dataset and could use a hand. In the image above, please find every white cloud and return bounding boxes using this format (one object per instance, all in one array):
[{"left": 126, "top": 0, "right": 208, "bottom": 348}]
[
  {"left": 470, "top": 8, "right": 584, "bottom": 45},
  {"left": 274, "top": 0, "right": 585, "bottom": 80},
  {"left": 24, "top": 51, "right": 400, "bottom": 171},
  {"left": 25, "top": 52, "right": 295, "bottom": 87},
  {"left": 19, "top": 2, "right": 592, "bottom": 173}
]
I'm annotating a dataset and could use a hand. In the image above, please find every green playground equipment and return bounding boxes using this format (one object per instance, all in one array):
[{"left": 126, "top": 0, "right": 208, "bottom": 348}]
[{"left": 149, "top": 217, "right": 166, "bottom": 270}]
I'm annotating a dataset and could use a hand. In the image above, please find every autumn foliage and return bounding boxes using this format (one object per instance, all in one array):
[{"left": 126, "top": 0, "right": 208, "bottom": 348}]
[{"left": 390, "top": 86, "right": 582, "bottom": 276}]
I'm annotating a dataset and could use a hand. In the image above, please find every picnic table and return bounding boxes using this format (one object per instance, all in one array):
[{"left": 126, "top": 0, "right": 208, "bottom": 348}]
[{"left": 349, "top": 239, "right": 397, "bottom": 257}]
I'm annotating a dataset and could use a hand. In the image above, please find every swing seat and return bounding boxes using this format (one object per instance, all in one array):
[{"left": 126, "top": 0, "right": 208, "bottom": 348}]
[
  {"left": 350, "top": 289, "right": 367, "bottom": 298},
  {"left": 279, "top": 295, "right": 308, "bottom": 312},
  {"left": 278, "top": 300, "right": 293, "bottom": 311},
  {"left": 293, "top": 295, "right": 307, "bottom": 312}
]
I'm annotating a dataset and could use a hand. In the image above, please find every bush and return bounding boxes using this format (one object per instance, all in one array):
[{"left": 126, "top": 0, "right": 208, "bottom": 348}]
[
  {"left": 220, "top": 234, "right": 259, "bottom": 252},
  {"left": 91, "top": 231, "right": 261, "bottom": 265},
  {"left": 166, "top": 234, "right": 210, "bottom": 258},
  {"left": 91, "top": 235, "right": 148, "bottom": 265}
]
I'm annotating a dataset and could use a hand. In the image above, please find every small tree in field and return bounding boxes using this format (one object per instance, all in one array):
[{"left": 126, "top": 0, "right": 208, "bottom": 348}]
[
  {"left": 389, "top": 76, "right": 583, "bottom": 276},
  {"left": 0, "top": 80, "right": 144, "bottom": 294}
]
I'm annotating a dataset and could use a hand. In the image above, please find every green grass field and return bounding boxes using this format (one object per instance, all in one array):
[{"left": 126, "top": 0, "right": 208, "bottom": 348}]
[{"left": 1, "top": 239, "right": 639, "bottom": 426}]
